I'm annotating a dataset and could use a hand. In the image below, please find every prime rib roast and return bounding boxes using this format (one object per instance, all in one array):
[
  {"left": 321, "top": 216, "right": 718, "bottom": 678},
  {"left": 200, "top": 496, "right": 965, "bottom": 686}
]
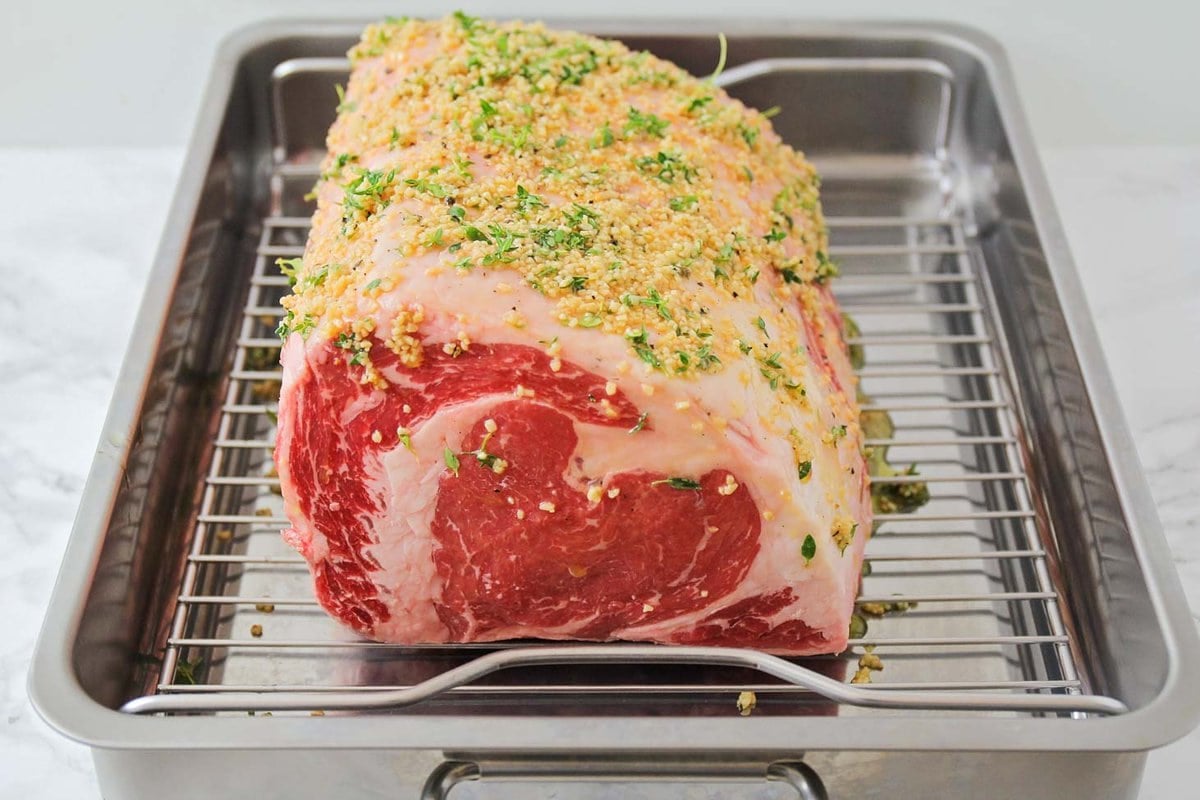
[{"left": 275, "top": 13, "right": 873, "bottom": 655}]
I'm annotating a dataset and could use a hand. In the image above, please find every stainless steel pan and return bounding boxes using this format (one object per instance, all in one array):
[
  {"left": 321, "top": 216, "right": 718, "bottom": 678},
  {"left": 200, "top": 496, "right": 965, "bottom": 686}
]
[{"left": 30, "top": 18, "right": 1200, "bottom": 799}]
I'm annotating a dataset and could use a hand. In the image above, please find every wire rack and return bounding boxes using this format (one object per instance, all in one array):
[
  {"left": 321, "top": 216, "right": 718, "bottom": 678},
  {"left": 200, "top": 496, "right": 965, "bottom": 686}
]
[{"left": 131, "top": 55, "right": 1127, "bottom": 720}]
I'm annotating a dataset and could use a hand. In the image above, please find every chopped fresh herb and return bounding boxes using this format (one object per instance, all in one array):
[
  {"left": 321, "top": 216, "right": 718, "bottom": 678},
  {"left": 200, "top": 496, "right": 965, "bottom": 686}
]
[
  {"left": 464, "top": 225, "right": 491, "bottom": 243},
  {"left": 764, "top": 227, "right": 787, "bottom": 243},
  {"left": 443, "top": 447, "right": 460, "bottom": 476},
  {"left": 580, "top": 312, "right": 603, "bottom": 328},
  {"left": 453, "top": 256, "right": 473, "bottom": 271},
  {"left": 449, "top": 205, "right": 466, "bottom": 222},
  {"left": 173, "top": 656, "right": 203, "bottom": 686},
  {"left": 637, "top": 288, "right": 673, "bottom": 321},
  {"left": 515, "top": 184, "right": 546, "bottom": 213},
  {"left": 652, "top": 476, "right": 702, "bottom": 490},
  {"left": 635, "top": 150, "right": 695, "bottom": 184},
  {"left": 398, "top": 431, "right": 413, "bottom": 452},
  {"left": 741, "top": 165, "right": 754, "bottom": 183},
  {"left": 669, "top": 195, "right": 698, "bottom": 212},
  {"left": 275, "top": 257, "right": 302, "bottom": 286},
  {"left": 737, "top": 123, "right": 759, "bottom": 148},
  {"left": 635, "top": 344, "right": 661, "bottom": 368},
  {"left": 736, "top": 339, "right": 752, "bottom": 355},
  {"left": 341, "top": 167, "right": 396, "bottom": 226},
  {"left": 364, "top": 278, "right": 381, "bottom": 292},
  {"left": 556, "top": 43, "right": 600, "bottom": 86},
  {"left": 321, "top": 152, "right": 359, "bottom": 181},
  {"left": 565, "top": 275, "right": 588, "bottom": 293},
  {"left": 424, "top": 227, "right": 444, "bottom": 247},
  {"left": 303, "top": 264, "right": 330, "bottom": 288},
  {"left": 349, "top": 350, "right": 368, "bottom": 366},
  {"left": 453, "top": 10, "right": 481, "bottom": 33},
  {"left": 594, "top": 122, "right": 615, "bottom": 148},
  {"left": 761, "top": 352, "right": 783, "bottom": 369},
  {"left": 801, "top": 534, "right": 817, "bottom": 565},
  {"left": 404, "top": 177, "right": 447, "bottom": 198},
  {"left": 830, "top": 424, "right": 847, "bottom": 442},
  {"left": 629, "top": 412, "right": 649, "bottom": 434},
  {"left": 762, "top": 105, "right": 782, "bottom": 118},
  {"left": 797, "top": 460, "right": 812, "bottom": 481},
  {"left": 706, "top": 32, "right": 728, "bottom": 83},
  {"left": 554, "top": 134, "right": 569, "bottom": 148},
  {"left": 483, "top": 224, "right": 520, "bottom": 264},
  {"left": 334, "top": 83, "right": 356, "bottom": 113},
  {"left": 624, "top": 106, "right": 669, "bottom": 138},
  {"left": 470, "top": 98, "right": 500, "bottom": 140},
  {"left": 686, "top": 95, "right": 714, "bottom": 114},
  {"left": 695, "top": 344, "right": 721, "bottom": 371},
  {"left": 815, "top": 250, "right": 840, "bottom": 284},
  {"left": 780, "top": 265, "right": 802, "bottom": 284},
  {"left": 834, "top": 522, "right": 858, "bottom": 554},
  {"left": 754, "top": 316, "right": 768, "bottom": 336},
  {"left": 274, "top": 311, "right": 293, "bottom": 340},
  {"left": 532, "top": 227, "right": 565, "bottom": 251},
  {"left": 564, "top": 202, "right": 598, "bottom": 225}
]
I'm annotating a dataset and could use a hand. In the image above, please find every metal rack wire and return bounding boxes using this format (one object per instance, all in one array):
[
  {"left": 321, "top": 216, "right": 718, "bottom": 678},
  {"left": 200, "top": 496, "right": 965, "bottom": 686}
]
[{"left": 133, "top": 55, "right": 1125, "bottom": 719}]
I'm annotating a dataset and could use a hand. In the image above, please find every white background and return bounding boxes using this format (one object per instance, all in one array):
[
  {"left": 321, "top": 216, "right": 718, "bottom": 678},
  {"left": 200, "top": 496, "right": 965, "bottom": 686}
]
[{"left": 1, "top": 0, "right": 1198, "bottom": 148}]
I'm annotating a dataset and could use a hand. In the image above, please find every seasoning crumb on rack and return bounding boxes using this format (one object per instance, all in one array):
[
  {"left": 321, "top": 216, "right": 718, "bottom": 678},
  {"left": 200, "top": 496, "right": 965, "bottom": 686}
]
[
  {"left": 859, "top": 599, "right": 917, "bottom": 617},
  {"left": 737, "top": 690, "right": 757, "bottom": 716},
  {"left": 250, "top": 379, "right": 281, "bottom": 402},
  {"left": 250, "top": 624, "right": 264, "bottom": 638},
  {"left": 255, "top": 603, "right": 275, "bottom": 613},
  {"left": 310, "top": 710, "right": 326, "bottom": 717},
  {"left": 215, "top": 529, "right": 233, "bottom": 543},
  {"left": 851, "top": 645, "right": 884, "bottom": 685}
]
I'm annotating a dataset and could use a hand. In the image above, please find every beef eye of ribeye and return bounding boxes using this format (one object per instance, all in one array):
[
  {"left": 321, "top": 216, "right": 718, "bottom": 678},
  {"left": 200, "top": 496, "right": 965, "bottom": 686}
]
[{"left": 274, "top": 14, "right": 871, "bottom": 655}]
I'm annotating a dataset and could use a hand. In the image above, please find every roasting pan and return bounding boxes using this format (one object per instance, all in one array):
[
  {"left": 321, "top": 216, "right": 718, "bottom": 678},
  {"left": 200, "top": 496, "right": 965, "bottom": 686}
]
[{"left": 30, "top": 17, "right": 1200, "bottom": 800}]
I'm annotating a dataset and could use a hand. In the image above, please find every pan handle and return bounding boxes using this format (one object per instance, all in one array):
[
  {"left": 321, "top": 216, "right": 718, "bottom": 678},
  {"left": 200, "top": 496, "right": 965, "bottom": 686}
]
[{"left": 420, "top": 758, "right": 828, "bottom": 800}]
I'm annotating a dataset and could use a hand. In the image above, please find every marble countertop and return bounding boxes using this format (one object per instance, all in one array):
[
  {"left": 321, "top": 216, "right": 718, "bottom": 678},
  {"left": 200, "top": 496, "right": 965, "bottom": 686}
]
[{"left": 1, "top": 145, "right": 1196, "bottom": 798}]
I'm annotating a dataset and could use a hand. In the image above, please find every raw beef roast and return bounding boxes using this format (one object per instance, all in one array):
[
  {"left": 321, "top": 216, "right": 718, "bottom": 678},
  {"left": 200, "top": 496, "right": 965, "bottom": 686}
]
[{"left": 275, "top": 14, "right": 872, "bottom": 655}]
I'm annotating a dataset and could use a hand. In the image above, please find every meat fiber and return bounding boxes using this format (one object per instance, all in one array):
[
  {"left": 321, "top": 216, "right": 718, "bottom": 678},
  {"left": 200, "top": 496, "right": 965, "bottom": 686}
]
[{"left": 275, "top": 14, "right": 872, "bottom": 655}]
